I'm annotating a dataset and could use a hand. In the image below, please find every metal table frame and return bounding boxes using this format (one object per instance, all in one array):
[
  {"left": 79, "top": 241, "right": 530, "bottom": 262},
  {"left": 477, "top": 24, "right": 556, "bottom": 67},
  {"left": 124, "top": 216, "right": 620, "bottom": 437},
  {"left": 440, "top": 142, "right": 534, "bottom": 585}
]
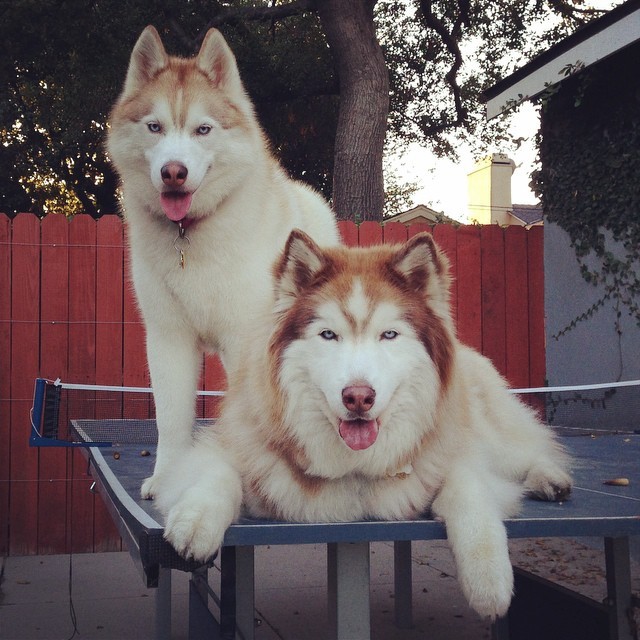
[{"left": 78, "top": 423, "right": 639, "bottom": 640}]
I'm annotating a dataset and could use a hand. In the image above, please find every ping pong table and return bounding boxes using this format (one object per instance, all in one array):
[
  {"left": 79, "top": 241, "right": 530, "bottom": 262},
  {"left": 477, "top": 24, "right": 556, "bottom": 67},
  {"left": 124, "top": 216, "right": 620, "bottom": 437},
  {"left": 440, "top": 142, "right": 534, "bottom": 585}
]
[{"left": 75, "top": 420, "right": 639, "bottom": 640}]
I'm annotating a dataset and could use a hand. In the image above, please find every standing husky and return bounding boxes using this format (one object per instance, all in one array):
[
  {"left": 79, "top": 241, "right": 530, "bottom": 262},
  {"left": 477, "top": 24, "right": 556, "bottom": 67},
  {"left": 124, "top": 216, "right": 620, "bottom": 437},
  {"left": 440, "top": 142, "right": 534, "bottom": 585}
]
[
  {"left": 107, "top": 27, "right": 339, "bottom": 499},
  {"left": 157, "top": 231, "right": 572, "bottom": 620}
]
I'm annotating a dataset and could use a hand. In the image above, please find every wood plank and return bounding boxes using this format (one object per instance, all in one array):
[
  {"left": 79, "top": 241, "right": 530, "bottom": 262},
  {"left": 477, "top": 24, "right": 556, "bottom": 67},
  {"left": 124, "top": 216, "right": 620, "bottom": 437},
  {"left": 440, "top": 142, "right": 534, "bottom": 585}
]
[
  {"left": 433, "top": 224, "right": 458, "bottom": 329},
  {"left": 38, "top": 214, "right": 70, "bottom": 554},
  {"left": 358, "top": 221, "right": 383, "bottom": 247},
  {"left": 382, "top": 221, "right": 407, "bottom": 245},
  {"left": 94, "top": 215, "right": 124, "bottom": 551},
  {"left": 67, "top": 214, "right": 97, "bottom": 553},
  {"left": 527, "top": 226, "right": 546, "bottom": 388},
  {"left": 0, "top": 215, "right": 12, "bottom": 554},
  {"left": 406, "top": 222, "right": 433, "bottom": 239},
  {"left": 455, "top": 226, "right": 482, "bottom": 350},
  {"left": 504, "top": 226, "right": 530, "bottom": 389},
  {"left": 480, "top": 225, "right": 507, "bottom": 376},
  {"left": 202, "top": 355, "right": 226, "bottom": 418},
  {"left": 123, "top": 245, "right": 151, "bottom": 419},
  {"left": 9, "top": 214, "right": 41, "bottom": 555},
  {"left": 337, "top": 220, "right": 358, "bottom": 247}
]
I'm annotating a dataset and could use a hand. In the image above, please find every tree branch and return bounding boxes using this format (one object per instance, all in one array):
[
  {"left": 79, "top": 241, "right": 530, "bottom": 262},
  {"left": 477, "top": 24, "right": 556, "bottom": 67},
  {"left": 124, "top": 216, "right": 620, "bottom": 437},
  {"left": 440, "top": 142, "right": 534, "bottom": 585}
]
[
  {"left": 547, "top": 0, "right": 607, "bottom": 22},
  {"left": 201, "top": 0, "right": 316, "bottom": 36},
  {"left": 418, "top": 0, "right": 468, "bottom": 134}
]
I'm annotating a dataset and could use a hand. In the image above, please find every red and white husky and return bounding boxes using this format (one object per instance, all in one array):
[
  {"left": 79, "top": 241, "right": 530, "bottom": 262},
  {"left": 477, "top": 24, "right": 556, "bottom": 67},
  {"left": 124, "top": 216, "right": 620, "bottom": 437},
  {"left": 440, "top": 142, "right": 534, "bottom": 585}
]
[
  {"left": 157, "top": 231, "right": 572, "bottom": 619},
  {"left": 106, "top": 27, "right": 338, "bottom": 500}
]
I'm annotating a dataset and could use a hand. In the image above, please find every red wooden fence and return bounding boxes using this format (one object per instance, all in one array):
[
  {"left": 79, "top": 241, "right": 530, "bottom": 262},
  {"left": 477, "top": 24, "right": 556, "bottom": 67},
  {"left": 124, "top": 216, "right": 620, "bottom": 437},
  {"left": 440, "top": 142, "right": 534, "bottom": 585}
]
[{"left": 0, "top": 214, "right": 545, "bottom": 556}]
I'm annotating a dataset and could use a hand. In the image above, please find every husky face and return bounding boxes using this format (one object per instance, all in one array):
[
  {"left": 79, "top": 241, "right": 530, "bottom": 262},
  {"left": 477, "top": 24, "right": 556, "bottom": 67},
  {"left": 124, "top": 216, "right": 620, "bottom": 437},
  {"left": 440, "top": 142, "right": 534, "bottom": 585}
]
[
  {"left": 108, "top": 26, "right": 260, "bottom": 222},
  {"left": 269, "top": 231, "right": 455, "bottom": 479}
]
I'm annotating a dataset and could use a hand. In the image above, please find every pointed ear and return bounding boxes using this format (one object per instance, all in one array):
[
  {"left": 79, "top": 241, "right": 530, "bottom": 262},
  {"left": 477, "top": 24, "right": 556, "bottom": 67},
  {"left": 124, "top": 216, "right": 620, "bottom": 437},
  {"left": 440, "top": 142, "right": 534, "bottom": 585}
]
[
  {"left": 391, "top": 233, "right": 451, "bottom": 304},
  {"left": 196, "top": 29, "right": 243, "bottom": 93},
  {"left": 273, "top": 230, "right": 329, "bottom": 310},
  {"left": 121, "top": 26, "right": 168, "bottom": 98}
]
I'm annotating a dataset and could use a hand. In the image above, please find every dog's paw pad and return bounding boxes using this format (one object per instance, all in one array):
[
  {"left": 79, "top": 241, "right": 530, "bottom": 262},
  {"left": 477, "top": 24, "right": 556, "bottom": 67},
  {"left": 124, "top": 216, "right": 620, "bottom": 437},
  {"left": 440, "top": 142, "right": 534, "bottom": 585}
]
[
  {"left": 163, "top": 495, "right": 228, "bottom": 562},
  {"left": 462, "top": 560, "right": 514, "bottom": 619},
  {"left": 524, "top": 466, "right": 572, "bottom": 502},
  {"left": 140, "top": 475, "right": 159, "bottom": 500}
]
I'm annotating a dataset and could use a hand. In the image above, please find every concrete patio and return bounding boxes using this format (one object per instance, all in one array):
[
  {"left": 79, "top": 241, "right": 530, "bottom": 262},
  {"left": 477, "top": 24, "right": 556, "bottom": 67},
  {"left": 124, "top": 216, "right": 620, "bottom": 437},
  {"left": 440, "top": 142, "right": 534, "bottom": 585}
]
[{"left": 2, "top": 537, "right": 638, "bottom": 640}]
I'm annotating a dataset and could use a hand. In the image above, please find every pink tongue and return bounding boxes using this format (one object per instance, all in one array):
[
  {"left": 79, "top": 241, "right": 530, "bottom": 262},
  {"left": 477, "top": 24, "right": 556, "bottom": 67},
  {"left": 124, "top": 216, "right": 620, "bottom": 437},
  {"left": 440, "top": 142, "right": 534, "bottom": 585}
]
[
  {"left": 339, "top": 419, "right": 379, "bottom": 451},
  {"left": 160, "top": 192, "right": 193, "bottom": 221}
]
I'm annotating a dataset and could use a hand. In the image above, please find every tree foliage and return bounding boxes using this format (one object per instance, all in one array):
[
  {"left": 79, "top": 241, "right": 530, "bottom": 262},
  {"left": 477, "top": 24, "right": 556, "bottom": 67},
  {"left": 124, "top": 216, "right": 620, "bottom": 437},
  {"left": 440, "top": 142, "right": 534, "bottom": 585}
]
[
  {"left": 0, "top": 0, "right": 611, "bottom": 219},
  {"left": 534, "top": 40, "right": 640, "bottom": 328}
]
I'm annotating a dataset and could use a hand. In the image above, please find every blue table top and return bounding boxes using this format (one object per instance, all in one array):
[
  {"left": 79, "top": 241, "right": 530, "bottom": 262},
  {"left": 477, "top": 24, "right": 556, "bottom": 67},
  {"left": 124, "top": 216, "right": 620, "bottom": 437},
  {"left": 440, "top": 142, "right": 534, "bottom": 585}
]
[{"left": 77, "top": 420, "right": 639, "bottom": 569}]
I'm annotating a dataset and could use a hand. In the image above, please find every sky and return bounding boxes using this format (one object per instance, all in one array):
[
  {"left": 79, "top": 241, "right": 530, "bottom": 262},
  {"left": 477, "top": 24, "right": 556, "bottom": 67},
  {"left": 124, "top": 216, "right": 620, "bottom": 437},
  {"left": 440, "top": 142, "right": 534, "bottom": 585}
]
[
  {"left": 400, "top": 103, "right": 540, "bottom": 222},
  {"left": 396, "top": 102, "right": 540, "bottom": 224},
  {"left": 396, "top": 0, "right": 620, "bottom": 223}
]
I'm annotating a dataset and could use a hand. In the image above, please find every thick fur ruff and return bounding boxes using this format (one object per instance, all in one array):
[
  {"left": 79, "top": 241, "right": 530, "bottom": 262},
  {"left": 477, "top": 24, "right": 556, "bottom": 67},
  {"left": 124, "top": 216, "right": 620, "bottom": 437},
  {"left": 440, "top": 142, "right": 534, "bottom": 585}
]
[
  {"left": 106, "top": 27, "right": 339, "bottom": 499},
  {"left": 158, "top": 231, "right": 572, "bottom": 620}
]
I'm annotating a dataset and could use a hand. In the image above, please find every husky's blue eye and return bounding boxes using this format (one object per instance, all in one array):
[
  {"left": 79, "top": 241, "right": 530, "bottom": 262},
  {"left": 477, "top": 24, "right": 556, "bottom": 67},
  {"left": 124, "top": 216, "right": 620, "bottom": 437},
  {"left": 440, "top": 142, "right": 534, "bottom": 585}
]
[
  {"left": 147, "top": 122, "right": 162, "bottom": 133},
  {"left": 381, "top": 330, "right": 398, "bottom": 340},
  {"left": 197, "top": 124, "right": 212, "bottom": 135},
  {"left": 320, "top": 329, "right": 337, "bottom": 341}
]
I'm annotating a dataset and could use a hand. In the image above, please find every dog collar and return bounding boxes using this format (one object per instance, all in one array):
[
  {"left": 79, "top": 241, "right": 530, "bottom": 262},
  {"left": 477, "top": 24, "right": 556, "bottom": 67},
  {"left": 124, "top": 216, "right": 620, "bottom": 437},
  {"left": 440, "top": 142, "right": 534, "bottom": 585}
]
[
  {"left": 387, "top": 463, "right": 413, "bottom": 480},
  {"left": 174, "top": 220, "right": 195, "bottom": 269},
  {"left": 177, "top": 217, "right": 197, "bottom": 232}
]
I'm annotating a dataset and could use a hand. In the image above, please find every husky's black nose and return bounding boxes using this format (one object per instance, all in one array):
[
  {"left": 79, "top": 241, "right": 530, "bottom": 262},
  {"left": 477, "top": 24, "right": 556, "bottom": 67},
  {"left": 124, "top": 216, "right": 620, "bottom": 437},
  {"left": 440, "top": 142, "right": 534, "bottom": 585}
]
[
  {"left": 161, "top": 162, "right": 188, "bottom": 187},
  {"left": 342, "top": 385, "right": 376, "bottom": 414}
]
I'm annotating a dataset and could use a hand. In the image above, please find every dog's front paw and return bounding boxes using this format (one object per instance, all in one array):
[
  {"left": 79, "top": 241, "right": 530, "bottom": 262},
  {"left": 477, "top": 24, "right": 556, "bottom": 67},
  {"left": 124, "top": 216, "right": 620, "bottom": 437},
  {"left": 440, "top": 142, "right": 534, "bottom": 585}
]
[
  {"left": 458, "top": 546, "right": 514, "bottom": 619},
  {"left": 163, "top": 487, "right": 232, "bottom": 562},
  {"left": 141, "top": 474, "right": 161, "bottom": 500},
  {"left": 524, "top": 464, "right": 572, "bottom": 501}
]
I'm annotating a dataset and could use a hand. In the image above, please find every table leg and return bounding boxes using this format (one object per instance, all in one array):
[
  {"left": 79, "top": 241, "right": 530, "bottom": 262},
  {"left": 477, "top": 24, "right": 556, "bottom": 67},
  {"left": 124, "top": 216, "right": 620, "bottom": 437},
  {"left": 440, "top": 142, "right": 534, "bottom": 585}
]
[
  {"left": 235, "top": 546, "right": 255, "bottom": 640},
  {"left": 155, "top": 567, "right": 172, "bottom": 640},
  {"left": 605, "top": 537, "right": 633, "bottom": 640},
  {"left": 328, "top": 542, "right": 371, "bottom": 640},
  {"left": 394, "top": 540, "right": 413, "bottom": 628}
]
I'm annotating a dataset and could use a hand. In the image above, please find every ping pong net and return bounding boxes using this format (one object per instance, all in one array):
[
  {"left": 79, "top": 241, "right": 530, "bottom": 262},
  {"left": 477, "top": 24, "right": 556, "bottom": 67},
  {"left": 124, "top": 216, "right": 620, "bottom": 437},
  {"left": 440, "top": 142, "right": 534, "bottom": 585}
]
[
  {"left": 29, "top": 377, "right": 639, "bottom": 448},
  {"left": 513, "top": 379, "right": 640, "bottom": 435},
  {"left": 29, "top": 377, "right": 223, "bottom": 447}
]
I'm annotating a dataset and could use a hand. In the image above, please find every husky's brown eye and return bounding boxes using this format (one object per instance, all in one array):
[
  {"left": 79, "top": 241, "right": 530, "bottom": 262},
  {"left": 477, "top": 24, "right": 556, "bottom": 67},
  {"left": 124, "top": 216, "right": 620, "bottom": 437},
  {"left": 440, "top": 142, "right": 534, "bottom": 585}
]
[
  {"left": 381, "top": 330, "right": 398, "bottom": 340},
  {"left": 320, "top": 329, "right": 338, "bottom": 341},
  {"left": 147, "top": 122, "right": 162, "bottom": 133},
  {"left": 197, "top": 124, "right": 212, "bottom": 135}
]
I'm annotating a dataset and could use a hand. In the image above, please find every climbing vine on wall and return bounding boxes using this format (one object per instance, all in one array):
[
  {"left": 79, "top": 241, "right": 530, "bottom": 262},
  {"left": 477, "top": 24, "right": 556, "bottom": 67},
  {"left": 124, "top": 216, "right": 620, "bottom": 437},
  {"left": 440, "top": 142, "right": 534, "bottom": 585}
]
[{"left": 532, "top": 41, "right": 640, "bottom": 335}]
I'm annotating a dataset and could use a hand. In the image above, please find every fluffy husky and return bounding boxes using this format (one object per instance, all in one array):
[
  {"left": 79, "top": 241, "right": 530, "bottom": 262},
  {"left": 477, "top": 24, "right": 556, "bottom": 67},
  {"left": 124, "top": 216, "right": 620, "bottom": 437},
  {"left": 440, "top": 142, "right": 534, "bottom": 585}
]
[
  {"left": 106, "top": 27, "right": 339, "bottom": 499},
  {"left": 157, "top": 230, "right": 572, "bottom": 620}
]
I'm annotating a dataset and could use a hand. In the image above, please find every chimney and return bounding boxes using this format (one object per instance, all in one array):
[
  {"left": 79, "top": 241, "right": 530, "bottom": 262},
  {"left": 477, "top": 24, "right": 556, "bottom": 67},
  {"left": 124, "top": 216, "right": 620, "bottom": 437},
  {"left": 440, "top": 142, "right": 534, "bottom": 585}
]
[{"left": 467, "top": 153, "right": 515, "bottom": 225}]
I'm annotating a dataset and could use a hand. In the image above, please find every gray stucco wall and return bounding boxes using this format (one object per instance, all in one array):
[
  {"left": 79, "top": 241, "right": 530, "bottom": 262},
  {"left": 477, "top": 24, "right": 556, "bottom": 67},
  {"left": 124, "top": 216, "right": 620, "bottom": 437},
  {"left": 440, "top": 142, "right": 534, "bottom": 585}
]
[{"left": 544, "top": 222, "right": 640, "bottom": 430}]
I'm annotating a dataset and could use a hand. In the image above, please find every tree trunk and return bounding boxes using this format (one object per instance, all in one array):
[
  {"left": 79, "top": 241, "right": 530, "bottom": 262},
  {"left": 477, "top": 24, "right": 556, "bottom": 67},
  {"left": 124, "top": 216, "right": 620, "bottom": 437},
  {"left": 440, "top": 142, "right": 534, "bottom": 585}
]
[{"left": 316, "top": 0, "right": 388, "bottom": 222}]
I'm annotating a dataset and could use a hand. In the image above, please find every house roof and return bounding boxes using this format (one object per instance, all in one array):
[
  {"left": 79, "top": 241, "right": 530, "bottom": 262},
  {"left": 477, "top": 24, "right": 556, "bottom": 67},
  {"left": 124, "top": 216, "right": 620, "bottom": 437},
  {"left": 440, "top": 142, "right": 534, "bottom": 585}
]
[
  {"left": 509, "top": 204, "right": 543, "bottom": 226},
  {"left": 385, "top": 204, "right": 442, "bottom": 225},
  {"left": 483, "top": 0, "right": 640, "bottom": 118}
]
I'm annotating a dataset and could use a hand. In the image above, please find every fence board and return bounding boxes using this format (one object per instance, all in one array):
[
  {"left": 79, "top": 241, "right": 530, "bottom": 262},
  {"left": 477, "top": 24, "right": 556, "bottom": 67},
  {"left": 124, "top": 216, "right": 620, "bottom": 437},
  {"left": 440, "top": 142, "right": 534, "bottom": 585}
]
[
  {"left": 504, "top": 226, "right": 530, "bottom": 388},
  {"left": 95, "top": 216, "right": 124, "bottom": 551},
  {"left": 382, "top": 221, "right": 407, "bottom": 244},
  {"left": 480, "top": 225, "right": 507, "bottom": 376},
  {"left": 123, "top": 247, "right": 150, "bottom": 419},
  {"left": 0, "top": 214, "right": 547, "bottom": 555},
  {"left": 528, "top": 226, "right": 545, "bottom": 388},
  {"left": 38, "top": 215, "right": 70, "bottom": 554},
  {"left": 455, "top": 225, "right": 482, "bottom": 351},
  {"left": 407, "top": 222, "right": 433, "bottom": 239},
  {"left": 67, "top": 216, "right": 97, "bottom": 552},
  {"left": 433, "top": 224, "right": 458, "bottom": 329},
  {"left": 358, "top": 220, "right": 383, "bottom": 246},
  {"left": 202, "top": 355, "right": 226, "bottom": 418},
  {"left": 338, "top": 220, "right": 358, "bottom": 247},
  {"left": 9, "top": 214, "right": 41, "bottom": 555},
  {"left": 0, "top": 215, "right": 12, "bottom": 554}
]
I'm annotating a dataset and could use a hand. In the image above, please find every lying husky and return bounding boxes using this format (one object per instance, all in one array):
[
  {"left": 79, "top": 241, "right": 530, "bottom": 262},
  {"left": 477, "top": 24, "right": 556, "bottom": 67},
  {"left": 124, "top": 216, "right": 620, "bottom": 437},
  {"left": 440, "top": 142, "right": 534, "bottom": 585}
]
[
  {"left": 156, "top": 230, "right": 572, "bottom": 619},
  {"left": 106, "top": 27, "right": 338, "bottom": 499}
]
